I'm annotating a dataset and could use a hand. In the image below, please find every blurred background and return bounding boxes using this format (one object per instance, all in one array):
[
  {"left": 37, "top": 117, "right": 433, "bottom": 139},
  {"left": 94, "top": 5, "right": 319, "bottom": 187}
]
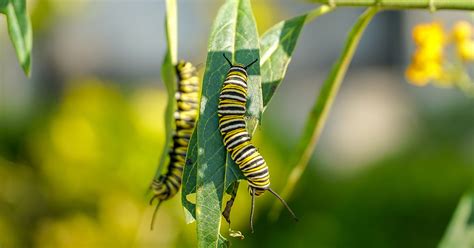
[{"left": 0, "top": 0, "right": 473, "bottom": 247}]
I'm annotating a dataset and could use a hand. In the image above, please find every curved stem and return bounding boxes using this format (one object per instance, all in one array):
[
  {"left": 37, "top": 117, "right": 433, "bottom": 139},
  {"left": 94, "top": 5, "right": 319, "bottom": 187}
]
[
  {"left": 312, "top": 0, "right": 474, "bottom": 10},
  {"left": 305, "top": 4, "right": 335, "bottom": 24},
  {"left": 154, "top": 0, "right": 178, "bottom": 179},
  {"left": 269, "top": 6, "right": 380, "bottom": 220}
]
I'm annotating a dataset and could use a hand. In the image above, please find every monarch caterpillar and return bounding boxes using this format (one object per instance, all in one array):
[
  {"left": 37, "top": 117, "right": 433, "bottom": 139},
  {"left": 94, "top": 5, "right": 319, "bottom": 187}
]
[
  {"left": 150, "top": 60, "right": 199, "bottom": 229},
  {"left": 218, "top": 54, "right": 297, "bottom": 232}
]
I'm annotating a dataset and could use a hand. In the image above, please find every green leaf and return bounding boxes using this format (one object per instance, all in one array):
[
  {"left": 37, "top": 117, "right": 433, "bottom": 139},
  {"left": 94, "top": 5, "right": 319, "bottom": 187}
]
[
  {"left": 439, "top": 193, "right": 474, "bottom": 248},
  {"left": 260, "top": 5, "right": 334, "bottom": 108},
  {"left": 0, "top": 0, "right": 32, "bottom": 76},
  {"left": 191, "top": 0, "right": 261, "bottom": 246},
  {"left": 181, "top": 129, "right": 197, "bottom": 223},
  {"left": 219, "top": 4, "right": 335, "bottom": 224},
  {"left": 224, "top": 156, "right": 245, "bottom": 192},
  {"left": 182, "top": 1, "right": 334, "bottom": 230},
  {"left": 182, "top": 134, "right": 245, "bottom": 225},
  {"left": 270, "top": 7, "right": 379, "bottom": 219},
  {"left": 153, "top": 0, "right": 177, "bottom": 180}
]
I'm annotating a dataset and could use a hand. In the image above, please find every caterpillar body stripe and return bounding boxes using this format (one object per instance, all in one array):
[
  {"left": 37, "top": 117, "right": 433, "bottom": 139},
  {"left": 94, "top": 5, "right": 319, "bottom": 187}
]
[
  {"left": 218, "top": 54, "right": 297, "bottom": 232},
  {"left": 150, "top": 61, "right": 199, "bottom": 229}
]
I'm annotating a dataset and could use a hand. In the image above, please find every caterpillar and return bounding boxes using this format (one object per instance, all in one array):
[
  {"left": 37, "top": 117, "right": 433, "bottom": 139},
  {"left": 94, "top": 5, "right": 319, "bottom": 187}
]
[
  {"left": 218, "top": 54, "right": 297, "bottom": 232},
  {"left": 149, "top": 60, "right": 199, "bottom": 229}
]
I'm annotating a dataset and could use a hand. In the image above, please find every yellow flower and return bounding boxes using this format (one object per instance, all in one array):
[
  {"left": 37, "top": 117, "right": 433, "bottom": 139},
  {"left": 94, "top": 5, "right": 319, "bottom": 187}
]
[
  {"left": 457, "top": 40, "right": 474, "bottom": 61},
  {"left": 405, "top": 60, "right": 443, "bottom": 86},
  {"left": 452, "top": 21, "right": 472, "bottom": 43},
  {"left": 452, "top": 21, "right": 474, "bottom": 62},
  {"left": 423, "top": 61, "right": 443, "bottom": 80},
  {"left": 405, "top": 65, "right": 429, "bottom": 86},
  {"left": 406, "top": 22, "right": 446, "bottom": 86},
  {"left": 413, "top": 22, "right": 445, "bottom": 46},
  {"left": 412, "top": 46, "right": 442, "bottom": 65},
  {"left": 407, "top": 20, "right": 473, "bottom": 91}
]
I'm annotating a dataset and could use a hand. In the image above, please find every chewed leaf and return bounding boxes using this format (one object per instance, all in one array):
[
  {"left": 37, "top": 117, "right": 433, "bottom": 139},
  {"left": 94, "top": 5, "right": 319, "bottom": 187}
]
[{"left": 192, "top": 0, "right": 261, "bottom": 247}]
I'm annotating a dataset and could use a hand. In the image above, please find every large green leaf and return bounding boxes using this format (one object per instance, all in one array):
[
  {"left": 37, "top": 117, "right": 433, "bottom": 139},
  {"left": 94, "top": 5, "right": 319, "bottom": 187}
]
[
  {"left": 153, "top": 0, "right": 177, "bottom": 180},
  {"left": 270, "top": 7, "right": 379, "bottom": 218},
  {"left": 182, "top": 2, "right": 335, "bottom": 230},
  {"left": 0, "top": 0, "right": 32, "bottom": 76},
  {"left": 260, "top": 5, "right": 333, "bottom": 108},
  {"left": 221, "top": 4, "right": 336, "bottom": 226},
  {"left": 439, "top": 193, "right": 474, "bottom": 248},
  {"left": 191, "top": 0, "right": 261, "bottom": 246},
  {"left": 216, "top": 4, "right": 336, "bottom": 227}
]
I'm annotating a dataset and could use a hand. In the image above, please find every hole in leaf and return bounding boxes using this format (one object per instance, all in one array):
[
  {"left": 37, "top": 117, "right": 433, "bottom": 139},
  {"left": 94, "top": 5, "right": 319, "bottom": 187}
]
[{"left": 186, "top": 193, "right": 196, "bottom": 204}]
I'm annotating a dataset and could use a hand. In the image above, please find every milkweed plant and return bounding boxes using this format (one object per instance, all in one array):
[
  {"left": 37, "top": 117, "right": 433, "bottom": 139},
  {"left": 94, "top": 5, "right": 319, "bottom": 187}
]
[{"left": 2, "top": 0, "right": 473, "bottom": 247}]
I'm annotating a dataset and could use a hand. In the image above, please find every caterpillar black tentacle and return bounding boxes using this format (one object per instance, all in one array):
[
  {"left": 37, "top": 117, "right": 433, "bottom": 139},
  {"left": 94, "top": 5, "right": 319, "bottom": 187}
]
[
  {"left": 150, "top": 60, "right": 199, "bottom": 230},
  {"left": 218, "top": 54, "right": 297, "bottom": 232}
]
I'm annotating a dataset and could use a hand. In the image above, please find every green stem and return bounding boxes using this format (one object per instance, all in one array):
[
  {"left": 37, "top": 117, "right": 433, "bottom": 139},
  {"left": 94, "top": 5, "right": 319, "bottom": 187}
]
[
  {"left": 165, "top": 0, "right": 178, "bottom": 63},
  {"left": 305, "top": 4, "right": 335, "bottom": 24},
  {"left": 154, "top": 0, "right": 178, "bottom": 179},
  {"left": 270, "top": 6, "right": 380, "bottom": 219},
  {"left": 312, "top": 0, "right": 474, "bottom": 10}
]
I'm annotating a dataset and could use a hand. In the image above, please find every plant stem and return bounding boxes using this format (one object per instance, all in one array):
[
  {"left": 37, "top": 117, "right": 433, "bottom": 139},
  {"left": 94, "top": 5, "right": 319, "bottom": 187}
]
[
  {"left": 270, "top": 6, "right": 380, "bottom": 219},
  {"left": 305, "top": 5, "right": 335, "bottom": 24},
  {"left": 154, "top": 0, "right": 177, "bottom": 179},
  {"left": 166, "top": 0, "right": 178, "bottom": 63},
  {"left": 312, "top": 0, "right": 474, "bottom": 10}
]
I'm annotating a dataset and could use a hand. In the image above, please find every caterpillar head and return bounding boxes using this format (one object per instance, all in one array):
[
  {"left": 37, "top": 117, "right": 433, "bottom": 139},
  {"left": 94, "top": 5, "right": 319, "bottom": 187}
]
[
  {"left": 249, "top": 186, "right": 266, "bottom": 196},
  {"left": 222, "top": 53, "right": 258, "bottom": 70},
  {"left": 175, "top": 60, "right": 196, "bottom": 80},
  {"left": 150, "top": 177, "right": 170, "bottom": 201},
  {"left": 149, "top": 177, "right": 170, "bottom": 230}
]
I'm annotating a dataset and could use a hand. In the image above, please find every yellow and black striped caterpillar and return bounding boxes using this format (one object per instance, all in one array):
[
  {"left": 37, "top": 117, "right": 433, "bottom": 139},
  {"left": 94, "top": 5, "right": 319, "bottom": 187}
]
[
  {"left": 150, "top": 61, "right": 199, "bottom": 229},
  {"left": 218, "top": 54, "right": 297, "bottom": 232}
]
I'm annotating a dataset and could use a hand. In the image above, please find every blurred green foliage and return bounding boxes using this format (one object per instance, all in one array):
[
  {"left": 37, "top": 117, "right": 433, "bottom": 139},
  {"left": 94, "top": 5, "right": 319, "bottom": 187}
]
[
  {"left": 232, "top": 98, "right": 473, "bottom": 248},
  {"left": 440, "top": 192, "right": 474, "bottom": 247},
  {"left": 1, "top": 0, "right": 473, "bottom": 247},
  {"left": 1, "top": 79, "right": 473, "bottom": 247},
  {"left": 0, "top": 81, "right": 197, "bottom": 247}
]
